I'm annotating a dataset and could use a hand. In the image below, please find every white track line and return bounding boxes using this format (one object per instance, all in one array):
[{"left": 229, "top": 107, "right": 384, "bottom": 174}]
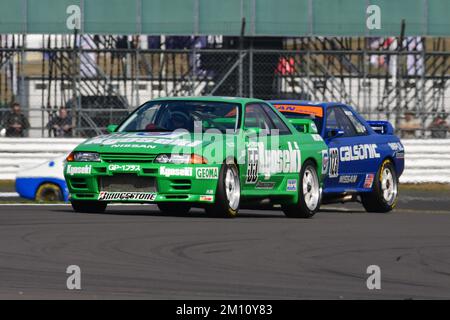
[{"left": 0, "top": 192, "right": 19, "bottom": 197}]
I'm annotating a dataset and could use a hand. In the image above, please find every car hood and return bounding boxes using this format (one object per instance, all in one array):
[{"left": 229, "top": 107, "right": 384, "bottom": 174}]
[{"left": 74, "top": 131, "right": 222, "bottom": 155}]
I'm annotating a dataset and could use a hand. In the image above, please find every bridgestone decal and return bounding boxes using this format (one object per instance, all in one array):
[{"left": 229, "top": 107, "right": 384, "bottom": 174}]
[{"left": 98, "top": 192, "right": 156, "bottom": 201}]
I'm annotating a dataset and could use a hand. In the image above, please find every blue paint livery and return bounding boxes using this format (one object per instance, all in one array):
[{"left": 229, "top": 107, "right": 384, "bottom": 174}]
[
  {"left": 15, "top": 177, "right": 69, "bottom": 201},
  {"left": 269, "top": 100, "right": 405, "bottom": 195}
]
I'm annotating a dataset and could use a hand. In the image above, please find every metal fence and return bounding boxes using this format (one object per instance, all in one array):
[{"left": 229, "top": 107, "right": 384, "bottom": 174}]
[{"left": 0, "top": 35, "right": 449, "bottom": 138}]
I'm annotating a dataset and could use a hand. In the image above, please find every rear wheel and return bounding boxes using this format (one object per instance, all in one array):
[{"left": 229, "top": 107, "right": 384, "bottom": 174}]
[
  {"left": 205, "top": 163, "right": 240, "bottom": 218},
  {"left": 157, "top": 203, "right": 191, "bottom": 215},
  {"left": 35, "top": 183, "right": 63, "bottom": 202},
  {"left": 71, "top": 200, "right": 107, "bottom": 213},
  {"left": 282, "top": 160, "right": 321, "bottom": 218},
  {"left": 361, "top": 160, "right": 398, "bottom": 213}
]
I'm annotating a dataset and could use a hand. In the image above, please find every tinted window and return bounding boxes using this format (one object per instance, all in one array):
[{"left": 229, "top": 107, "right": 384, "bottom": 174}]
[
  {"left": 261, "top": 104, "right": 291, "bottom": 135},
  {"left": 341, "top": 108, "right": 368, "bottom": 135},
  {"left": 244, "top": 104, "right": 276, "bottom": 131},
  {"left": 118, "top": 100, "right": 239, "bottom": 134},
  {"left": 326, "top": 107, "right": 357, "bottom": 137}
]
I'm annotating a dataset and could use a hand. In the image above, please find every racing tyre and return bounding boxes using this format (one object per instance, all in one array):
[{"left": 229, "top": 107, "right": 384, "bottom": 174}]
[
  {"left": 71, "top": 200, "right": 107, "bottom": 213},
  {"left": 361, "top": 159, "right": 398, "bottom": 213},
  {"left": 157, "top": 203, "right": 191, "bottom": 215},
  {"left": 282, "top": 160, "right": 321, "bottom": 218},
  {"left": 205, "top": 163, "right": 240, "bottom": 218},
  {"left": 35, "top": 183, "right": 63, "bottom": 202}
]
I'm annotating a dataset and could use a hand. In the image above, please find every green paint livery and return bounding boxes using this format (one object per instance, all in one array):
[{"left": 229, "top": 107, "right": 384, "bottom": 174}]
[{"left": 64, "top": 97, "right": 328, "bottom": 218}]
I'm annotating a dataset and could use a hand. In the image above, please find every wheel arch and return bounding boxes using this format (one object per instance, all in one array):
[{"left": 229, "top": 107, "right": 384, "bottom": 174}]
[{"left": 35, "top": 181, "right": 64, "bottom": 200}]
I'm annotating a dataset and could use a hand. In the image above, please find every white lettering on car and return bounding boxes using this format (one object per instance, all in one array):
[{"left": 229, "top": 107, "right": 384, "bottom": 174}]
[
  {"left": 66, "top": 165, "right": 92, "bottom": 176},
  {"left": 159, "top": 166, "right": 193, "bottom": 177}
]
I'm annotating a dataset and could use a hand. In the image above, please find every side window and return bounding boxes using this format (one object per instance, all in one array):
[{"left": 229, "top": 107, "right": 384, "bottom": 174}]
[
  {"left": 341, "top": 108, "right": 368, "bottom": 135},
  {"left": 261, "top": 104, "right": 291, "bottom": 135},
  {"left": 326, "top": 108, "right": 339, "bottom": 131},
  {"left": 326, "top": 107, "right": 357, "bottom": 137},
  {"left": 244, "top": 104, "right": 276, "bottom": 131},
  {"left": 335, "top": 108, "right": 357, "bottom": 137}
]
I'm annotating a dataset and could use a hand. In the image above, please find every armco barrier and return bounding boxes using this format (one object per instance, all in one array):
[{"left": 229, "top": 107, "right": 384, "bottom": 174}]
[
  {"left": 0, "top": 138, "right": 85, "bottom": 180},
  {"left": 0, "top": 138, "right": 449, "bottom": 183}
]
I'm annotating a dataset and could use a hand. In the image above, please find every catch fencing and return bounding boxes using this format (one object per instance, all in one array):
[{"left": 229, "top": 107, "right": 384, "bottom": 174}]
[{"left": 0, "top": 138, "right": 449, "bottom": 183}]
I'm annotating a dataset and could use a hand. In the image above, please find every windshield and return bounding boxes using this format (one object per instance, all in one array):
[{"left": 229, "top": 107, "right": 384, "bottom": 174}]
[{"left": 117, "top": 100, "right": 240, "bottom": 134}]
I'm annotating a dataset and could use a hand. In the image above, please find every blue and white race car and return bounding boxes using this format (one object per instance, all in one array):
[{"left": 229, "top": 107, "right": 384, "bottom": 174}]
[
  {"left": 15, "top": 156, "right": 69, "bottom": 202},
  {"left": 270, "top": 100, "right": 405, "bottom": 213}
]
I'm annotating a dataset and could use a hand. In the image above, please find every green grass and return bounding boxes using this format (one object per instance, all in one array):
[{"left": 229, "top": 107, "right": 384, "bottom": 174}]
[
  {"left": 0, "top": 180, "right": 15, "bottom": 192},
  {"left": 400, "top": 183, "right": 450, "bottom": 192}
]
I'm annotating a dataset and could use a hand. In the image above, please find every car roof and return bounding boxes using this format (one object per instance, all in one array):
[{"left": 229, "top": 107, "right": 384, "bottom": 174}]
[
  {"left": 150, "top": 96, "right": 267, "bottom": 104},
  {"left": 268, "top": 100, "right": 349, "bottom": 109}
]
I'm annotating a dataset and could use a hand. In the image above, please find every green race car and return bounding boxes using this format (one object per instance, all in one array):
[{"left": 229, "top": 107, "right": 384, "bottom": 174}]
[{"left": 64, "top": 97, "right": 328, "bottom": 218}]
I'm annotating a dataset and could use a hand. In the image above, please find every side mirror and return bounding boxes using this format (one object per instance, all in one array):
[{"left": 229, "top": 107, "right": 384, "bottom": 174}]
[
  {"left": 107, "top": 124, "right": 118, "bottom": 133},
  {"left": 327, "top": 128, "right": 344, "bottom": 139}
]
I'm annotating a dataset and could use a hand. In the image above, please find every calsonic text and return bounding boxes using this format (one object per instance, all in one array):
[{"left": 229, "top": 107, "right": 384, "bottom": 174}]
[{"left": 339, "top": 144, "right": 380, "bottom": 162}]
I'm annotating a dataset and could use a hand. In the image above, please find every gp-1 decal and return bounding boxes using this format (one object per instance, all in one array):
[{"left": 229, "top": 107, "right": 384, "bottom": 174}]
[
  {"left": 160, "top": 166, "right": 193, "bottom": 177},
  {"left": 108, "top": 164, "right": 141, "bottom": 172},
  {"left": 66, "top": 164, "right": 92, "bottom": 176},
  {"left": 311, "top": 134, "right": 323, "bottom": 142},
  {"left": 98, "top": 192, "right": 156, "bottom": 201},
  {"left": 195, "top": 167, "right": 219, "bottom": 179}
]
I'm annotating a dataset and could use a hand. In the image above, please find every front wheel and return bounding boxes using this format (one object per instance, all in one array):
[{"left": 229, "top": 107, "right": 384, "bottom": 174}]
[
  {"left": 361, "top": 160, "right": 398, "bottom": 213},
  {"left": 71, "top": 200, "right": 107, "bottom": 213},
  {"left": 205, "top": 163, "right": 240, "bottom": 218},
  {"left": 282, "top": 160, "right": 321, "bottom": 218}
]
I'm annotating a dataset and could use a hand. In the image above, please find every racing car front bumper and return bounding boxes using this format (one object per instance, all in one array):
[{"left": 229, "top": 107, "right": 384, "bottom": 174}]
[{"left": 64, "top": 162, "right": 221, "bottom": 204}]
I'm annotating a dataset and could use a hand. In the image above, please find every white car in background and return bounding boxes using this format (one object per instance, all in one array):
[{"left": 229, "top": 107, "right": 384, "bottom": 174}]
[{"left": 15, "top": 156, "right": 69, "bottom": 201}]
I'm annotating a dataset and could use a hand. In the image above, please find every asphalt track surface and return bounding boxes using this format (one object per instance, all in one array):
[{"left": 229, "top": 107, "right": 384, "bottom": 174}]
[{"left": 0, "top": 189, "right": 450, "bottom": 299}]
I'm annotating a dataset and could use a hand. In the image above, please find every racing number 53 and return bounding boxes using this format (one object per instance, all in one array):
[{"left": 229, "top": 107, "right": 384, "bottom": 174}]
[{"left": 246, "top": 147, "right": 259, "bottom": 184}]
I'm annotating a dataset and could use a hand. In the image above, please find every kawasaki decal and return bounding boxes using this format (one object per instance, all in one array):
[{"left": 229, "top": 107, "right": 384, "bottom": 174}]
[
  {"left": 66, "top": 164, "right": 92, "bottom": 176},
  {"left": 160, "top": 166, "right": 193, "bottom": 177}
]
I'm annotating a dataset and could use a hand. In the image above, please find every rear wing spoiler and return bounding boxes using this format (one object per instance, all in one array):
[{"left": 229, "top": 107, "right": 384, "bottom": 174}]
[
  {"left": 367, "top": 120, "right": 394, "bottom": 135},
  {"left": 288, "top": 119, "right": 318, "bottom": 134}
]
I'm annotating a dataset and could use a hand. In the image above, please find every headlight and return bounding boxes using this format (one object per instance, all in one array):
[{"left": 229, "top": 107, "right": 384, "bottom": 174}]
[
  {"left": 66, "top": 152, "right": 100, "bottom": 162},
  {"left": 155, "top": 154, "right": 207, "bottom": 164}
]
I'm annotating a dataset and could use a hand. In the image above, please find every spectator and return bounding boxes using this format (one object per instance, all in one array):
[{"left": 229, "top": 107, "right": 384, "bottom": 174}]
[
  {"left": 397, "top": 111, "right": 421, "bottom": 138},
  {"left": 2, "top": 102, "right": 30, "bottom": 137},
  {"left": 46, "top": 107, "right": 73, "bottom": 137},
  {"left": 428, "top": 114, "right": 449, "bottom": 139}
]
